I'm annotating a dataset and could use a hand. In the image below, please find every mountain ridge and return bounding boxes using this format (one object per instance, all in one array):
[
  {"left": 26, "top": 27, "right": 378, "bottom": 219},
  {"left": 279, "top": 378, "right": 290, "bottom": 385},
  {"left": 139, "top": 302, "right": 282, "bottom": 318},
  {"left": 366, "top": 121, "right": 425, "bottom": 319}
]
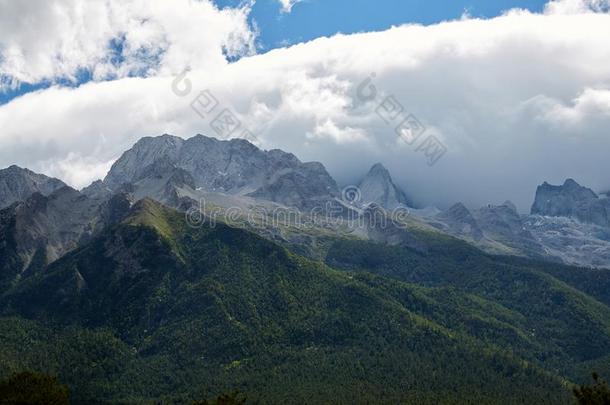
[
  {"left": 0, "top": 165, "right": 66, "bottom": 209},
  {"left": 2, "top": 135, "right": 610, "bottom": 272},
  {"left": 3, "top": 140, "right": 610, "bottom": 401},
  {"left": 0, "top": 198, "right": 580, "bottom": 403},
  {"left": 103, "top": 134, "right": 340, "bottom": 210}
]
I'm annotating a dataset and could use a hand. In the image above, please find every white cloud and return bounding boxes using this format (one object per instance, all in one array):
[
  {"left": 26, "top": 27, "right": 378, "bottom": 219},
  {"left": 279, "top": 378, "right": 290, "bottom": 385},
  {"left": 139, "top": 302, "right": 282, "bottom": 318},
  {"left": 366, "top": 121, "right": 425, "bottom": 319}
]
[
  {"left": 0, "top": 0, "right": 255, "bottom": 89},
  {"left": 544, "top": 0, "right": 609, "bottom": 14},
  {"left": 524, "top": 88, "right": 610, "bottom": 125},
  {"left": 277, "top": 0, "right": 301, "bottom": 13},
  {"left": 39, "top": 153, "right": 115, "bottom": 189},
  {"left": 1, "top": 1, "right": 610, "bottom": 212}
]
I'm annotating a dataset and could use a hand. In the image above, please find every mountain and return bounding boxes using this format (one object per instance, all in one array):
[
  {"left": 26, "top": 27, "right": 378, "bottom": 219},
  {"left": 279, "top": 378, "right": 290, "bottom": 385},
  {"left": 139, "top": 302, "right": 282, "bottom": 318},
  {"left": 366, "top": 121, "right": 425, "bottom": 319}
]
[
  {"left": 99, "top": 135, "right": 610, "bottom": 268},
  {"left": 324, "top": 227, "right": 610, "bottom": 382},
  {"left": 104, "top": 134, "right": 339, "bottom": 210},
  {"left": 531, "top": 178, "right": 610, "bottom": 227},
  {"left": 412, "top": 179, "right": 610, "bottom": 268},
  {"left": 114, "top": 154, "right": 198, "bottom": 208},
  {"left": 471, "top": 201, "right": 547, "bottom": 258},
  {"left": 524, "top": 215, "right": 610, "bottom": 268},
  {"left": 3, "top": 135, "right": 610, "bottom": 402},
  {"left": 0, "top": 165, "right": 66, "bottom": 209},
  {"left": 0, "top": 199, "right": 576, "bottom": 403},
  {"left": 434, "top": 202, "right": 483, "bottom": 241},
  {"left": 0, "top": 186, "right": 131, "bottom": 291},
  {"left": 81, "top": 179, "right": 112, "bottom": 201},
  {"left": 357, "top": 163, "right": 411, "bottom": 209},
  {"left": 422, "top": 201, "right": 551, "bottom": 259}
]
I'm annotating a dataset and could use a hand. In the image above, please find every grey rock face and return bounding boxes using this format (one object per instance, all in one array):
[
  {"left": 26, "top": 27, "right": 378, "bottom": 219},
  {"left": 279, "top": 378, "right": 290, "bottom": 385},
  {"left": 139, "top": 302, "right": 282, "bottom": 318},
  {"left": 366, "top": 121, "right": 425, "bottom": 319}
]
[
  {"left": 474, "top": 202, "right": 522, "bottom": 235},
  {"left": 0, "top": 165, "right": 66, "bottom": 209},
  {"left": 362, "top": 203, "right": 427, "bottom": 252},
  {"left": 4, "top": 141, "right": 610, "bottom": 272},
  {"left": 357, "top": 163, "right": 411, "bottom": 209},
  {"left": 472, "top": 201, "right": 545, "bottom": 258},
  {"left": 524, "top": 215, "right": 610, "bottom": 268},
  {"left": 531, "top": 179, "right": 609, "bottom": 227},
  {"left": 0, "top": 186, "right": 130, "bottom": 288},
  {"left": 81, "top": 180, "right": 113, "bottom": 201},
  {"left": 122, "top": 156, "right": 198, "bottom": 208},
  {"left": 419, "top": 201, "right": 548, "bottom": 259},
  {"left": 104, "top": 134, "right": 184, "bottom": 190},
  {"left": 436, "top": 203, "right": 483, "bottom": 241},
  {"left": 417, "top": 189, "right": 610, "bottom": 267},
  {"left": 104, "top": 134, "right": 339, "bottom": 209}
]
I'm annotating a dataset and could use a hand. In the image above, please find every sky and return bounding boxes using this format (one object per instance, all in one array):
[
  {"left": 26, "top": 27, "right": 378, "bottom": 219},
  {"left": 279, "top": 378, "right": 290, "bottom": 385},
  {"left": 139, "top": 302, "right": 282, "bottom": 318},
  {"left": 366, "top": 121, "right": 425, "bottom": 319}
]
[
  {"left": 0, "top": 0, "right": 609, "bottom": 211},
  {"left": 218, "top": 0, "right": 548, "bottom": 49},
  {"left": 1, "top": 0, "right": 551, "bottom": 104}
]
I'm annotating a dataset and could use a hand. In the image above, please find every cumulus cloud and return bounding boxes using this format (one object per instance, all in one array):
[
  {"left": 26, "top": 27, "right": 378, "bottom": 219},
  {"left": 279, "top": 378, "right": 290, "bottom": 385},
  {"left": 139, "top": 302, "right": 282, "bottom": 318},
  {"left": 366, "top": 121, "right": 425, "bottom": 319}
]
[
  {"left": 0, "top": 0, "right": 254, "bottom": 89},
  {"left": 277, "top": 0, "right": 302, "bottom": 13},
  {"left": 544, "top": 0, "right": 609, "bottom": 14},
  {"left": 1, "top": 0, "right": 610, "bottom": 212}
]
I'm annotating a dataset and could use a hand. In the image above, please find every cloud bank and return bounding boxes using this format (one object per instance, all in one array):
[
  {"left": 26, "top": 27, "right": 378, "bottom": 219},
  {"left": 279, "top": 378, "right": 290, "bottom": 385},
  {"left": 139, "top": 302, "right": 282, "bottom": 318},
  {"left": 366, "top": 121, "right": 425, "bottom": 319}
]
[
  {"left": 1, "top": 0, "right": 610, "bottom": 212},
  {"left": 0, "top": 0, "right": 254, "bottom": 88}
]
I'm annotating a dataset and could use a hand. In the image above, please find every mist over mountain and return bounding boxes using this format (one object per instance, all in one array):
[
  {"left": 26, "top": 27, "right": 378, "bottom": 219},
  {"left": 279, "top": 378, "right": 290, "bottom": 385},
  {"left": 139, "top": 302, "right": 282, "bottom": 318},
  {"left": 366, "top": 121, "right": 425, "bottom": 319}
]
[
  {"left": 532, "top": 178, "right": 610, "bottom": 227},
  {"left": 3, "top": 133, "right": 610, "bottom": 271},
  {"left": 357, "top": 163, "right": 413, "bottom": 209},
  {"left": 1, "top": 133, "right": 610, "bottom": 402},
  {"left": 3, "top": 1, "right": 610, "bottom": 402},
  {"left": 3, "top": 2, "right": 610, "bottom": 213}
]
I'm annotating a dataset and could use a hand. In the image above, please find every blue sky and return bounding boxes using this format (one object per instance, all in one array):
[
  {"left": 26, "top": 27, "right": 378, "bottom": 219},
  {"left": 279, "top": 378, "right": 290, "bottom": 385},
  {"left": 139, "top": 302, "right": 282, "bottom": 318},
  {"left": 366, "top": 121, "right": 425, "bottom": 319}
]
[
  {"left": 0, "top": 0, "right": 548, "bottom": 105},
  {"left": 219, "top": 0, "right": 548, "bottom": 49}
]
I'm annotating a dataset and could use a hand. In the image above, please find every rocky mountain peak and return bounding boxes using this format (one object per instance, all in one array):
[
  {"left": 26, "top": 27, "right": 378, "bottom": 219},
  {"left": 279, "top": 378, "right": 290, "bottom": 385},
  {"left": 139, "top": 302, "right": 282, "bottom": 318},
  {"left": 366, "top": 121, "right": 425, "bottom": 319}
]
[
  {"left": 81, "top": 180, "right": 112, "bottom": 200},
  {"left": 104, "top": 135, "right": 184, "bottom": 190},
  {"left": 444, "top": 202, "right": 471, "bottom": 217},
  {"left": 369, "top": 163, "right": 392, "bottom": 178},
  {"left": 436, "top": 203, "right": 483, "bottom": 240},
  {"left": 531, "top": 178, "right": 608, "bottom": 227},
  {"left": 502, "top": 200, "right": 518, "bottom": 213},
  {"left": 104, "top": 134, "right": 339, "bottom": 210},
  {"left": 357, "top": 163, "right": 411, "bottom": 209},
  {"left": 563, "top": 178, "right": 598, "bottom": 197},
  {"left": 0, "top": 165, "right": 67, "bottom": 209}
]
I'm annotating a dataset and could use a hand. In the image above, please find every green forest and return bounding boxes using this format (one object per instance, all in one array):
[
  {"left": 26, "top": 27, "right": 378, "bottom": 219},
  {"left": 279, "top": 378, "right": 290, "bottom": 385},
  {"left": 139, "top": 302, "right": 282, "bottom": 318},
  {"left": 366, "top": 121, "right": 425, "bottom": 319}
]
[{"left": 1, "top": 199, "right": 610, "bottom": 403}]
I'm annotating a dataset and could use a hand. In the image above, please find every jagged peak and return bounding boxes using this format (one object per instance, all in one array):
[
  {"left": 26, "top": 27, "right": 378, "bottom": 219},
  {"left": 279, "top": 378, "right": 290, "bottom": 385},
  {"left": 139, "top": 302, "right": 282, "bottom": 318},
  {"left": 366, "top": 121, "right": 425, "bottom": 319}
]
[
  {"left": 534, "top": 178, "right": 598, "bottom": 199},
  {"left": 137, "top": 133, "right": 183, "bottom": 144},
  {"left": 502, "top": 200, "right": 518, "bottom": 213},
  {"left": 2, "top": 164, "right": 25, "bottom": 173},
  {"left": 447, "top": 202, "right": 471, "bottom": 214},
  {"left": 126, "top": 134, "right": 184, "bottom": 157},
  {"left": 0, "top": 165, "right": 54, "bottom": 179},
  {"left": 357, "top": 162, "right": 411, "bottom": 209},
  {"left": 440, "top": 203, "right": 477, "bottom": 223},
  {"left": 367, "top": 163, "right": 391, "bottom": 178},
  {"left": 0, "top": 165, "right": 67, "bottom": 209},
  {"left": 531, "top": 178, "right": 605, "bottom": 225},
  {"left": 563, "top": 178, "right": 579, "bottom": 187}
]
